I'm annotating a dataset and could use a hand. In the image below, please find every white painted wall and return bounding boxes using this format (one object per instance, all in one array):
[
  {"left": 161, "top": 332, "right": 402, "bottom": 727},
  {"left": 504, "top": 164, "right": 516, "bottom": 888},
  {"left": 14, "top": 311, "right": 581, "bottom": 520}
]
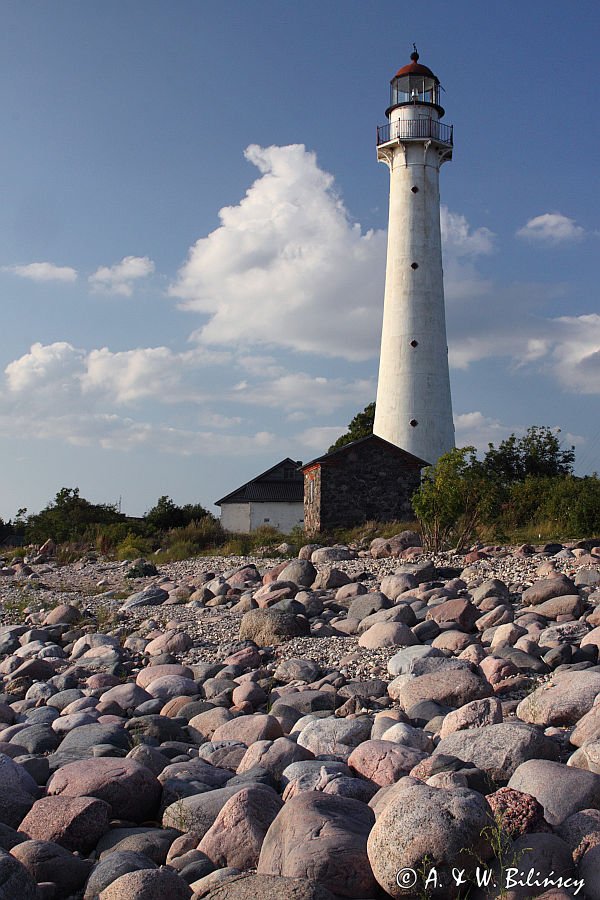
[
  {"left": 249, "top": 502, "right": 304, "bottom": 533},
  {"left": 221, "top": 502, "right": 304, "bottom": 534},
  {"left": 374, "top": 106, "right": 455, "bottom": 466},
  {"left": 220, "top": 503, "right": 251, "bottom": 533}
]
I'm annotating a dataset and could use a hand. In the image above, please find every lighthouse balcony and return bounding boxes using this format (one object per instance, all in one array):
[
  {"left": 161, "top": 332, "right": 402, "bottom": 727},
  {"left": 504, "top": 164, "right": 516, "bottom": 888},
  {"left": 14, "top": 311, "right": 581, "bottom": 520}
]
[{"left": 376, "top": 119, "right": 453, "bottom": 147}]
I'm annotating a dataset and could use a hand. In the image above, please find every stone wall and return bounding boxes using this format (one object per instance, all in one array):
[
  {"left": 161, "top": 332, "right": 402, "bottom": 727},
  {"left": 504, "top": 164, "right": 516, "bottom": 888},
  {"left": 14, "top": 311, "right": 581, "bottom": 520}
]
[
  {"left": 303, "top": 465, "right": 322, "bottom": 533},
  {"left": 303, "top": 442, "right": 422, "bottom": 534}
]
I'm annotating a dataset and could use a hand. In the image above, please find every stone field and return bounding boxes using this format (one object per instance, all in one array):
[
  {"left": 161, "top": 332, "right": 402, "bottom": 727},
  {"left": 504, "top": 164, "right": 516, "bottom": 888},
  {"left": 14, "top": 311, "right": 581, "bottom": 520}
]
[{"left": 0, "top": 532, "right": 600, "bottom": 899}]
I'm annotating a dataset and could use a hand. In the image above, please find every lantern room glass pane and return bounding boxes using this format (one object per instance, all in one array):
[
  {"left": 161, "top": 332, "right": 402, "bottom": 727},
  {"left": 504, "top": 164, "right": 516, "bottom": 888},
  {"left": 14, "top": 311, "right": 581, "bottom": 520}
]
[{"left": 391, "top": 75, "right": 439, "bottom": 107}]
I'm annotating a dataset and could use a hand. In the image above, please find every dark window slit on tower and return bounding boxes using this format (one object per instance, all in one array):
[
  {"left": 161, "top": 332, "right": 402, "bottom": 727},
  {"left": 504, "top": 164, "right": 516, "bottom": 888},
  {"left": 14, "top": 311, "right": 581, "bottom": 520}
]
[
  {"left": 410, "top": 419, "right": 418, "bottom": 427},
  {"left": 410, "top": 340, "right": 418, "bottom": 347},
  {"left": 411, "top": 262, "right": 419, "bottom": 270}
]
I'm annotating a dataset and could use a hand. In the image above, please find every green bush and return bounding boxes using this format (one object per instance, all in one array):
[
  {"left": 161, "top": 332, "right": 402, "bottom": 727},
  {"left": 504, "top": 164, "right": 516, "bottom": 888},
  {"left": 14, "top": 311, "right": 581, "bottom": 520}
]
[
  {"left": 115, "top": 532, "right": 156, "bottom": 561},
  {"left": 412, "top": 447, "right": 500, "bottom": 552},
  {"left": 163, "top": 516, "right": 225, "bottom": 550}
]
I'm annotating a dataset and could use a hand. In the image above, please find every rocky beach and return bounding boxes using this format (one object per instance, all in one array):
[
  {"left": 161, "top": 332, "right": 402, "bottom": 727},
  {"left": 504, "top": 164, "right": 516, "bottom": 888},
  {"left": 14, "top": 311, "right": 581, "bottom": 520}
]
[{"left": 0, "top": 534, "right": 600, "bottom": 899}]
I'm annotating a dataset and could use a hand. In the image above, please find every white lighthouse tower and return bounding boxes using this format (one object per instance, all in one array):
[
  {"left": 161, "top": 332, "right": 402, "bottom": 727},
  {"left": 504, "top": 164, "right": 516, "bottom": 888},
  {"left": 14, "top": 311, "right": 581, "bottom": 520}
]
[{"left": 373, "top": 48, "right": 455, "bottom": 465}]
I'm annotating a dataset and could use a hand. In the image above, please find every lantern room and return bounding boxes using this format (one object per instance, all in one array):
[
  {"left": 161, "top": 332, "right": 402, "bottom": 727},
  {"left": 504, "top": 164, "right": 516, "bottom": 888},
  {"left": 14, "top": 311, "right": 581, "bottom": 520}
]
[{"left": 387, "top": 48, "right": 444, "bottom": 117}]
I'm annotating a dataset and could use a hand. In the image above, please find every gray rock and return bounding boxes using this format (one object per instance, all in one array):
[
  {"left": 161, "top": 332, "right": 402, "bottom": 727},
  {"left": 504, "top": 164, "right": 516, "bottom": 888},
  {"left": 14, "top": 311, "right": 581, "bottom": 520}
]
[
  {"left": 0, "top": 847, "right": 39, "bottom": 900},
  {"left": 12, "top": 838, "right": 92, "bottom": 895},
  {"left": 162, "top": 785, "right": 250, "bottom": 837},
  {"left": 470, "top": 578, "right": 510, "bottom": 604},
  {"left": 96, "top": 828, "right": 179, "bottom": 865},
  {"left": 434, "top": 722, "right": 559, "bottom": 783},
  {"left": 509, "top": 759, "right": 600, "bottom": 825},
  {"left": 296, "top": 716, "right": 372, "bottom": 761},
  {"left": 119, "top": 587, "right": 169, "bottom": 611},
  {"left": 274, "top": 658, "right": 321, "bottom": 683},
  {"left": 367, "top": 783, "right": 491, "bottom": 899},
  {"left": 96, "top": 866, "right": 191, "bottom": 899},
  {"left": 521, "top": 574, "right": 577, "bottom": 606},
  {"left": 199, "top": 873, "right": 337, "bottom": 900},
  {"left": 517, "top": 670, "right": 600, "bottom": 726},
  {"left": 239, "top": 609, "right": 309, "bottom": 646},
  {"left": 84, "top": 851, "right": 158, "bottom": 900},
  {"left": 278, "top": 560, "right": 317, "bottom": 588},
  {"left": 387, "top": 645, "right": 442, "bottom": 677},
  {"left": 59, "top": 723, "right": 131, "bottom": 755}
]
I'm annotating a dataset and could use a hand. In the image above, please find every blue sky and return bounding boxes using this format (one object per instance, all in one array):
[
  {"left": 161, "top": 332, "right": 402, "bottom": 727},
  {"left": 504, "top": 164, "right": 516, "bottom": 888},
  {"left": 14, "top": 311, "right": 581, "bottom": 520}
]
[{"left": 0, "top": 0, "right": 599, "bottom": 520}]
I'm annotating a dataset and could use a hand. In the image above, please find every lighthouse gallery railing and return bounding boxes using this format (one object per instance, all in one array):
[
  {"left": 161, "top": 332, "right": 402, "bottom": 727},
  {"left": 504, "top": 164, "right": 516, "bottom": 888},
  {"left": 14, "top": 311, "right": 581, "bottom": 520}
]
[{"left": 376, "top": 119, "right": 453, "bottom": 146}]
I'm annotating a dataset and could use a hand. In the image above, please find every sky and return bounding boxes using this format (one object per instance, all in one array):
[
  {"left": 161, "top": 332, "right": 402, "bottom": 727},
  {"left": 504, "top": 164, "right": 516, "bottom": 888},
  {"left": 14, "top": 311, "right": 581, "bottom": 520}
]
[{"left": 0, "top": 0, "right": 599, "bottom": 521}]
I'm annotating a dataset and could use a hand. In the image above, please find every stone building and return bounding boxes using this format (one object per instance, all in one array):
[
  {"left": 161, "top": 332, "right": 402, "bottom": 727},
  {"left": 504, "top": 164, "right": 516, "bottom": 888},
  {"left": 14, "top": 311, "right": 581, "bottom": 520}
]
[
  {"left": 301, "top": 434, "right": 426, "bottom": 534},
  {"left": 216, "top": 457, "right": 304, "bottom": 534}
]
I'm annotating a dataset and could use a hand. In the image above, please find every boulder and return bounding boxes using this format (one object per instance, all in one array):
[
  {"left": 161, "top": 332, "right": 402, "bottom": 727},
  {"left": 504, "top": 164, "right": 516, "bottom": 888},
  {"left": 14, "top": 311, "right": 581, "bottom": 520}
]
[
  {"left": 367, "top": 783, "right": 491, "bottom": 898},
  {"left": 97, "top": 866, "right": 191, "bottom": 899},
  {"left": 239, "top": 610, "right": 309, "bottom": 646},
  {"left": 83, "top": 851, "right": 158, "bottom": 899},
  {"left": 47, "top": 757, "right": 161, "bottom": 822},
  {"left": 296, "top": 716, "right": 372, "bottom": 761},
  {"left": 433, "top": 722, "right": 559, "bottom": 783},
  {"left": 198, "top": 873, "right": 337, "bottom": 900},
  {"left": 198, "top": 784, "right": 283, "bottom": 870},
  {"left": 389, "top": 667, "right": 492, "bottom": 710},
  {"left": 517, "top": 670, "right": 600, "bottom": 726},
  {"left": 347, "top": 740, "right": 427, "bottom": 786},
  {"left": 258, "top": 792, "right": 375, "bottom": 899},
  {"left": 0, "top": 848, "right": 39, "bottom": 899},
  {"left": 19, "top": 795, "right": 111, "bottom": 853},
  {"left": 509, "top": 759, "right": 600, "bottom": 825},
  {"left": 11, "top": 839, "right": 92, "bottom": 895},
  {"left": 521, "top": 574, "right": 577, "bottom": 606}
]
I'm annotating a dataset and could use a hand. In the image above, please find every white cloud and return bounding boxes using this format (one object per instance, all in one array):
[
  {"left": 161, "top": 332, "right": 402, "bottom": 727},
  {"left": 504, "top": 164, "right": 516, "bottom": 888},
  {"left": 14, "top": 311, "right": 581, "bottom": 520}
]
[
  {"left": 441, "top": 208, "right": 494, "bottom": 257},
  {"left": 2, "top": 262, "right": 78, "bottom": 282},
  {"left": 89, "top": 255, "right": 155, "bottom": 296},
  {"left": 82, "top": 346, "right": 204, "bottom": 404},
  {"left": 170, "top": 143, "right": 387, "bottom": 361},
  {"left": 516, "top": 213, "right": 584, "bottom": 244},
  {"left": 545, "top": 314, "right": 600, "bottom": 394},
  {"left": 231, "top": 371, "right": 374, "bottom": 415},
  {"left": 295, "top": 425, "right": 348, "bottom": 453},
  {"left": 5, "top": 342, "right": 85, "bottom": 394},
  {"left": 454, "top": 411, "right": 515, "bottom": 449},
  {"left": 169, "top": 145, "right": 500, "bottom": 363}
]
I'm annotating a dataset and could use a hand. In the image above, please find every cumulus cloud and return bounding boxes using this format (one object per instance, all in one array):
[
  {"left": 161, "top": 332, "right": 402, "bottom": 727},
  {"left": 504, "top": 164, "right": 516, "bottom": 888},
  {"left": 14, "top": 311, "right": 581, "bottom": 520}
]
[
  {"left": 0, "top": 340, "right": 282, "bottom": 456},
  {"left": 5, "top": 342, "right": 86, "bottom": 395},
  {"left": 231, "top": 371, "right": 375, "bottom": 415},
  {"left": 545, "top": 314, "right": 600, "bottom": 394},
  {"left": 169, "top": 145, "right": 500, "bottom": 362},
  {"left": 89, "top": 255, "right": 155, "bottom": 296},
  {"left": 516, "top": 213, "right": 585, "bottom": 244},
  {"left": 441, "top": 208, "right": 494, "bottom": 257},
  {"left": 2, "top": 262, "right": 78, "bottom": 282},
  {"left": 454, "top": 411, "right": 515, "bottom": 449},
  {"left": 170, "top": 143, "right": 387, "bottom": 361},
  {"left": 82, "top": 347, "right": 205, "bottom": 404}
]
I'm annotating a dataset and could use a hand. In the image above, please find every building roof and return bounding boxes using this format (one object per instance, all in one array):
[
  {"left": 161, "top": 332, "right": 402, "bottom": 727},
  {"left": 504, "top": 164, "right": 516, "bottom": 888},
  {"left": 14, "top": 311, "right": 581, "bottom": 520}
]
[
  {"left": 394, "top": 50, "right": 439, "bottom": 83},
  {"left": 215, "top": 457, "right": 304, "bottom": 506},
  {"left": 300, "top": 434, "right": 429, "bottom": 471}
]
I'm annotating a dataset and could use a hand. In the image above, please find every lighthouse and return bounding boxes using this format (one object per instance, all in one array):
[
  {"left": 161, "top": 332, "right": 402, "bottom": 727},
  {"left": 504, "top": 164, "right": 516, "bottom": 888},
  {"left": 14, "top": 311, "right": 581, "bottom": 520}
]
[{"left": 373, "top": 48, "right": 455, "bottom": 465}]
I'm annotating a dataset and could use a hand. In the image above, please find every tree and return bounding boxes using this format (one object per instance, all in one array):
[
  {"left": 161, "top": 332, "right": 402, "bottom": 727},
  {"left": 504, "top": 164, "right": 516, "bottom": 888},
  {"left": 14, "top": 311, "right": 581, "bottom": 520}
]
[
  {"left": 483, "top": 426, "right": 575, "bottom": 484},
  {"left": 25, "top": 488, "right": 124, "bottom": 543},
  {"left": 144, "top": 496, "right": 209, "bottom": 532},
  {"left": 412, "top": 447, "right": 499, "bottom": 552},
  {"left": 328, "top": 402, "right": 375, "bottom": 452}
]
